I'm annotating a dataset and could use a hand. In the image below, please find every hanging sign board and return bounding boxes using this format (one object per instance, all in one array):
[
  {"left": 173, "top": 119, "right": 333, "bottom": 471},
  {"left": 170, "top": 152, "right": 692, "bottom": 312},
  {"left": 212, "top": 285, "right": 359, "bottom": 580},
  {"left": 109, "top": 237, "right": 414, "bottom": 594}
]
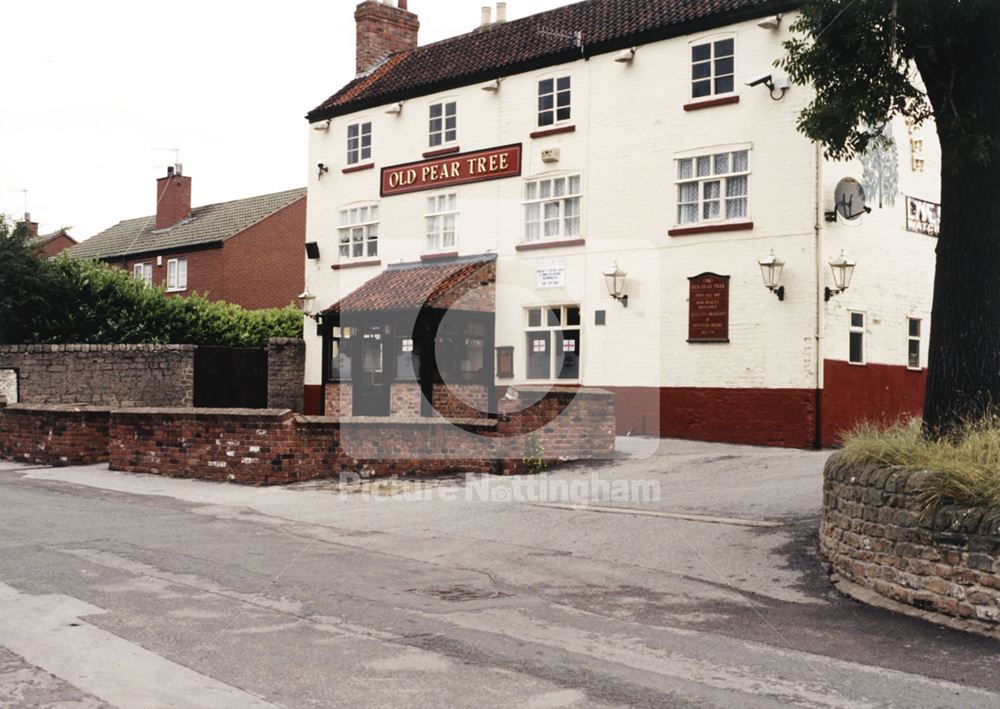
[
  {"left": 381, "top": 144, "right": 522, "bottom": 196},
  {"left": 536, "top": 257, "right": 566, "bottom": 289},
  {"left": 688, "top": 273, "right": 730, "bottom": 342}
]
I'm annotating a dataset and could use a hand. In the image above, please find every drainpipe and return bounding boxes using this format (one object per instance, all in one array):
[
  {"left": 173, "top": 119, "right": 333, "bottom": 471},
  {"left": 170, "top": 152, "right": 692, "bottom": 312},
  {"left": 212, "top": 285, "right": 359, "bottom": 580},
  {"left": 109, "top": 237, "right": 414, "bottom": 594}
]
[{"left": 814, "top": 140, "right": 824, "bottom": 449}]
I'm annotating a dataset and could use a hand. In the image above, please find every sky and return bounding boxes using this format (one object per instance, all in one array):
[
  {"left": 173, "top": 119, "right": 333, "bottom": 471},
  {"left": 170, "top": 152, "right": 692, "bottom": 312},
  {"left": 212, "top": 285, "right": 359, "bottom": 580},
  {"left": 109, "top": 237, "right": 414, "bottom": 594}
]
[{"left": 0, "top": 0, "right": 568, "bottom": 240}]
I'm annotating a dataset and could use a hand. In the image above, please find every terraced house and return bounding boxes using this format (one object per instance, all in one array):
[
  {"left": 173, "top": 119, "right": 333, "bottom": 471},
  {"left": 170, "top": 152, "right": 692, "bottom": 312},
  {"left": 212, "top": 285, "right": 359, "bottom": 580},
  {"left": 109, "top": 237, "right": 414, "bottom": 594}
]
[
  {"left": 69, "top": 167, "right": 306, "bottom": 311},
  {"left": 301, "top": 0, "right": 941, "bottom": 447}
]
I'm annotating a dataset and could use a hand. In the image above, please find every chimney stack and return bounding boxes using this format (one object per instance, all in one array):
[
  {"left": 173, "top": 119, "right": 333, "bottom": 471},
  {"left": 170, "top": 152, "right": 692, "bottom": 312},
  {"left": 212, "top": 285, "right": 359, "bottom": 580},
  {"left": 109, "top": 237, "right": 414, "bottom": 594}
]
[
  {"left": 22, "top": 212, "right": 38, "bottom": 237},
  {"left": 155, "top": 165, "right": 192, "bottom": 230},
  {"left": 355, "top": 0, "right": 420, "bottom": 75},
  {"left": 496, "top": 2, "right": 507, "bottom": 22},
  {"left": 480, "top": 5, "right": 492, "bottom": 26}
]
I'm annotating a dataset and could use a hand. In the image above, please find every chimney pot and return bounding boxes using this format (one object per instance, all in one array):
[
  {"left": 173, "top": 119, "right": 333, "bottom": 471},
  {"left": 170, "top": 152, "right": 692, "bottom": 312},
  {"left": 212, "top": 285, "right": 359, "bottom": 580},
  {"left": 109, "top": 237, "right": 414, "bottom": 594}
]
[
  {"left": 496, "top": 2, "right": 507, "bottom": 22},
  {"left": 481, "top": 5, "right": 492, "bottom": 26}
]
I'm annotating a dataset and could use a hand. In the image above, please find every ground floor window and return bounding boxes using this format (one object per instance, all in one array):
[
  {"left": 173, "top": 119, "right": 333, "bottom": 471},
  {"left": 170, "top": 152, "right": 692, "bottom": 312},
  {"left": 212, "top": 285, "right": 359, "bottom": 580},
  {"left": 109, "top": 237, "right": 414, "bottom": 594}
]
[
  {"left": 166, "top": 258, "right": 188, "bottom": 291},
  {"left": 525, "top": 305, "right": 581, "bottom": 380},
  {"left": 849, "top": 312, "right": 865, "bottom": 364},
  {"left": 907, "top": 318, "right": 921, "bottom": 369},
  {"left": 133, "top": 262, "right": 152, "bottom": 286},
  {"left": 328, "top": 327, "right": 353, "bottom": 381}
]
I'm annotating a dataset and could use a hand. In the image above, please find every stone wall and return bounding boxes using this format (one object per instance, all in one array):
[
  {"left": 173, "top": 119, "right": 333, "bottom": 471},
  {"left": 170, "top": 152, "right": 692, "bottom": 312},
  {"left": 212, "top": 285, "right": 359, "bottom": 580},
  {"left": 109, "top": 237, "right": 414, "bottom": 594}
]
[
  {"left": 0, "top": 344, "right": 196, "bottom": 407},
  {"left": 0, "top": 403, "right": 110, "bottom": 465},
  {"left": 267, "top": 338, "right": 305, "bottom": 412},
  {"left": 821, "top": 454, "right": 1000, "bottom": 634}
]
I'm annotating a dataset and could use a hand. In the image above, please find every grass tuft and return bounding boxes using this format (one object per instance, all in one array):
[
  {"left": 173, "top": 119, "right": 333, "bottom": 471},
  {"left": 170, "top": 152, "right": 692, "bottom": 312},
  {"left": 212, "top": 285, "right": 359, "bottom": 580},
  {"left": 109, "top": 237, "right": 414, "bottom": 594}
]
[{"left": 840, "top": 417, "right": 1000, "bottom": 511}]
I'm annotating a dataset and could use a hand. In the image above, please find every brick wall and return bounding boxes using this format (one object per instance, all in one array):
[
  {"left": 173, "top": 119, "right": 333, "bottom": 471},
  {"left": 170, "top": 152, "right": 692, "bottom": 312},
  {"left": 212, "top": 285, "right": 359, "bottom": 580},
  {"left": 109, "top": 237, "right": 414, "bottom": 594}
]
[
  {"left": 34, "top": 233, "right": 77, "bottom": 258},
  {"left": 221, "top": 197, "right": 306, "bottom": 310},
  {"left": 325, "top": 382, "right": 352, "bottom": 418},
  {"left": 821, "top": 454, "right": 1000, "bottom": 634},
  {"left": 0, "top": 344, "right": 195, "bottom": 407},
  {"left": 0, "top": 403, "right": 110, "bottom": 465},
  {"left": 267, "top": 338, "right": 305, "bottom": 412},
  {"left": 354, "top": 0, "right": 419, "bottom": 74},
  {"left": 390, "top": 382, "right": 422, "bottom": 417},
  {"left": 116, "top": 246, "right": 226, "bottom": 303}
]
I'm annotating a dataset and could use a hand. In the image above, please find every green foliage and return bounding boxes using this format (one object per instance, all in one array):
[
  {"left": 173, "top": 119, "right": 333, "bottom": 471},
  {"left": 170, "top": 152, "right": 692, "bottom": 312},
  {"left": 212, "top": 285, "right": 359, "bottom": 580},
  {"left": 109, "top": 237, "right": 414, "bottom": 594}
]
[
  {"left": 841, "top": 418, "right": 1000, "bottom": 511},
  {"left": 522, "top": 436, "right": 546, "bottom": 475},
  {"left": 0, "top": 217, "right": 301, "bottom": 346}
]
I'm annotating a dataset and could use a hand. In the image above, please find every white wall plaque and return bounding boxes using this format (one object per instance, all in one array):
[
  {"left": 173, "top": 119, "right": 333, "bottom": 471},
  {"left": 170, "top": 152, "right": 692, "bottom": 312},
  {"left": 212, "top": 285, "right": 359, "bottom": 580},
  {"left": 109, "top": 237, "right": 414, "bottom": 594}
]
[{"left": 536, "top": 257, "right": 566, "bottom": 289}]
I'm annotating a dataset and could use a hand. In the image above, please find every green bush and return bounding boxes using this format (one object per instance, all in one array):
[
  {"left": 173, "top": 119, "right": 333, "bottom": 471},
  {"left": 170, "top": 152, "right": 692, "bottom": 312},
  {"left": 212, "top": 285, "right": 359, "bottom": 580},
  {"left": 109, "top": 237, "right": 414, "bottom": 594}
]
[
  {"left": 841, "top": 418, "right": 1000, "bottom": 511},
  {"left": 0, "top": 216, "right": 302, "bottom": 347}
]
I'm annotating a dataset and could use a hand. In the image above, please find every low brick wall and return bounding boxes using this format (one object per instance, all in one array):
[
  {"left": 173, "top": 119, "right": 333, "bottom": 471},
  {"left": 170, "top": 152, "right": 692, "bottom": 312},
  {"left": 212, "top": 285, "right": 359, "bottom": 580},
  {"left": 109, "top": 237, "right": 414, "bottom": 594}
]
[
  {"left": 0, "top": 402, "right": 110, "bottom": 465},
  {"left": 821, "top": 454, "right": 1000, "bottom": 633},
  {"left": 0, "top": 386, "right": 615, "bottom": 485}
]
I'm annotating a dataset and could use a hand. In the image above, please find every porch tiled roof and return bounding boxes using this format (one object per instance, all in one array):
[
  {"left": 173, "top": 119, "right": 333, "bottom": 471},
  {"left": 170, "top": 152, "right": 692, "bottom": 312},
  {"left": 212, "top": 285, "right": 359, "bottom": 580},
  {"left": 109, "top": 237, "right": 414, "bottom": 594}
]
[
  {"left": 307, "top": 0, "right": 798, "bottom": 121},
  {"left": 324, "top": 255, "right": 496, "bottom": 314}
]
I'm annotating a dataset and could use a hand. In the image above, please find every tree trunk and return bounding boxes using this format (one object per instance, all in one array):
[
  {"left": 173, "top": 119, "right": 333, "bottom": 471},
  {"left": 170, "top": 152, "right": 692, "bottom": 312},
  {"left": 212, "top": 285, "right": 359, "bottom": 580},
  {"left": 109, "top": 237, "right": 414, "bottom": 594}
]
[{"left": 915, "top": 8, "right": 1000, "bottom": 435}]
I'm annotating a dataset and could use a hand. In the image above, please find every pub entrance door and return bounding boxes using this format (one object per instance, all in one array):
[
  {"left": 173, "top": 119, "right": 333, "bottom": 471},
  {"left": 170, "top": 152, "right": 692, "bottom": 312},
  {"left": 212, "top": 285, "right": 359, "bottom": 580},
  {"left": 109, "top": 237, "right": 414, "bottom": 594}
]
[{"left": 352, "top": 325, "right": 390, "bottom": 416}]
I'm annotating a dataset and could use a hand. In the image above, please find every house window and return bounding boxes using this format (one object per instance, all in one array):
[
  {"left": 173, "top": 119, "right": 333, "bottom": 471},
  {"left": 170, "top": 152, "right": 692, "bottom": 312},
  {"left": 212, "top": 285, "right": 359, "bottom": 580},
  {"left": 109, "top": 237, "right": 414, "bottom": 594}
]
[
  {"left": 429, "top": 101, "right": 457, "bottom": 147},
  {"left": 347, "top": 121, "right": 372, "bottom": 165},
  {"left": 691, "top": 37, "right": 735, "bottom": 99},
  {"left": 395, "top": 337, "right": 418, "bottom": 380},
  {"left": 166, "top": 258, "right": 187, "bottom": 292},
  {"left": 676, "top": 150, "right": 749, "bottom": 225},
  {"left": 436, "top": 321, "right": 486, "bottom": 383},
  {"left": 538, "top": 76, "right": 571, "bottom": 127},
  {"left": 525, "top": 305, "right": 581, "bottom": 380},
  {"left": 524, "top": 175, "right": 582, "bottom": 242},
  {"left": 338, "top": 205, "right": 379, "bottom": 259},
  {"left": 425, "top": 194, "right": 457, "bottom": 252},
  {"left": 849, "top": 312, "right": 865, "bottom": 364},
  {"left": 132, "top": 262, "right": 152, "bottom": 286},
  {"left": 908, "top": 318, "right": 921, "bottom": 369},
  {"left": 329, "top": 327, "right": 353, "bottom": 382}
]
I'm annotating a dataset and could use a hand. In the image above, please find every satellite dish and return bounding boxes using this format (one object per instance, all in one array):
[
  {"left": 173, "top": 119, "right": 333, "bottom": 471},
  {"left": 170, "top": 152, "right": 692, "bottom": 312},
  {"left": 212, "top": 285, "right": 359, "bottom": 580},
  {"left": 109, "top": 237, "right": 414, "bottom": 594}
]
[{"left": 834, "top": 178, "right": 869, "bottom": 220}]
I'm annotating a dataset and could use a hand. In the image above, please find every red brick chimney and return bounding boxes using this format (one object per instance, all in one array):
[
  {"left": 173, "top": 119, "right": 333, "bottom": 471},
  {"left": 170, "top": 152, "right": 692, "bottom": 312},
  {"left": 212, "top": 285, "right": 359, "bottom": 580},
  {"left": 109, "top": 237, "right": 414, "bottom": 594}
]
[
  {"left": 155, "top": 165, "right": 192, "bottom": 230},
  {"left": 355, "top": 0, "right": 419, "bottom": 75},
  {"left": 21, "top": 213, "right": 38, "bottom": 237}
]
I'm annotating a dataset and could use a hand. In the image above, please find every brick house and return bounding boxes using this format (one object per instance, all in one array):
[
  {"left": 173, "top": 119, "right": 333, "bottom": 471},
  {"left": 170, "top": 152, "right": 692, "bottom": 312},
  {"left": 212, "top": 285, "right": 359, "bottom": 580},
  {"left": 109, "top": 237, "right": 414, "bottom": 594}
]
[
  {"left": 68, "top": 167, "right": 307, "bottom": 310},
  {"left": 302, "top": 0, "right": 940, "bottom": 447},
  {"left": 17, "top": 214, "right": 77, "bottom": 257}
]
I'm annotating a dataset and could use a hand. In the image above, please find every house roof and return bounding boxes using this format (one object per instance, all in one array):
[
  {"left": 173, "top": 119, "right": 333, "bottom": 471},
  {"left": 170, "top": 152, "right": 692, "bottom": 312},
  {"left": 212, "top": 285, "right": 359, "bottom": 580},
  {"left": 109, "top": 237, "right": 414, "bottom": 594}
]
[
  {"left": 307, "top": 0, "right": 798, "bottom": 121},
  {"left": 67, "top": 187, "right": 306, "bottom": 261},
  {"left": 325, "top": 254, "right": 496, "bottom": 314},
  {"left": 27, "top": 229, "right": 76, "bottom": 249}
]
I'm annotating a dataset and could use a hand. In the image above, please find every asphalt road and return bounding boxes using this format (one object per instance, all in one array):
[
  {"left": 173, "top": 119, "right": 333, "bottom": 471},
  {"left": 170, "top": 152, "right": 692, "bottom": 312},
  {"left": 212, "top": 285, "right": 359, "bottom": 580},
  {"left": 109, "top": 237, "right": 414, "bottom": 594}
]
[{"left": 1, "top": 438, "right": 998, "bottom": 708}]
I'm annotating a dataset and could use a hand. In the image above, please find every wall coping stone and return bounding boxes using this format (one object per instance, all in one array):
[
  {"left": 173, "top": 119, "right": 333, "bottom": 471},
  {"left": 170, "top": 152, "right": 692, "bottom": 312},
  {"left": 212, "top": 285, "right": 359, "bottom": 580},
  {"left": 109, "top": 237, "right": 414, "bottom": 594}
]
[
  {"left": 508, "top": 385, "right": 614, "bottom": 399},
  {"left": 333, "top": 415, "right": 497, "bottom": 428},
  {"left": 0, "top": 344, "right": 197, "bottom": 354},
  {"left": 4, "top": 403, "right": 113, "bottom": 414},
  {"left": 109, "top": 407, "right": 294, "bottom": 422}
]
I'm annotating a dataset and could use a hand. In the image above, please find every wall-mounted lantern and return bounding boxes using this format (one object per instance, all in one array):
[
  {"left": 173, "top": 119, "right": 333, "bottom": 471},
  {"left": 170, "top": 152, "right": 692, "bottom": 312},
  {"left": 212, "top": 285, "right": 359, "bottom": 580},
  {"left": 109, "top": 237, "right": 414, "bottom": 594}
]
[
  {"left": 603, "top": 263, "right": 629, "bottom": 307},
  {"left": 758, "top": 249, "right": 785, "bottom": 301},
  {"left": 825, "top": 250, "right": 856, "bottom": 301},
  {"left": 297, "top": 289, "right": 321, "bottom": 322}
]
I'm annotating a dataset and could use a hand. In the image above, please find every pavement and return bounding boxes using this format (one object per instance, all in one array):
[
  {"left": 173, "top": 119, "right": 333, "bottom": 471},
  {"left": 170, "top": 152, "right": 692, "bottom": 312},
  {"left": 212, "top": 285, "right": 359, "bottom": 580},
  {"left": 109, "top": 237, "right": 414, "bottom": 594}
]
[{"left": 0, "top": 437, "right": 998, "bottom": 708}]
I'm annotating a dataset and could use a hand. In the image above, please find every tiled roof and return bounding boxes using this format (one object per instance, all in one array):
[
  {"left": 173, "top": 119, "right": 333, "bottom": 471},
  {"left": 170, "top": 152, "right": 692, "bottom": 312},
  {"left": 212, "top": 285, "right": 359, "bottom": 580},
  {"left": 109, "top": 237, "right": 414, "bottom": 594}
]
[
  {"left": 325, "top": 255, "right": 496, "bottom": 314},
  {"left": 67, "top": 188, "right": 306, "bottom": 261},
  {"left": 307, "top": 0, "right": 797, "bottom": 120},
  {"left": 27, "top": 229, "right": 76, "bottom": 249}
]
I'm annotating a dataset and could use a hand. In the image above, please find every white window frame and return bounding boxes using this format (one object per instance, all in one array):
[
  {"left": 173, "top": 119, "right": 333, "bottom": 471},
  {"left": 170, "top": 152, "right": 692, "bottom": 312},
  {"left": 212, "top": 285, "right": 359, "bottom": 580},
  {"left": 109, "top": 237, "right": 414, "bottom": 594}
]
[
  {"left": 133, "top": 262, "right": 152, "bottom": 286},
  {"left": 849, "top": 311, "right": 866, "bottom": 365},
  {"left": 674, "top": 147, "right": 750, "bottom": 227},
  {"left": 425, "top": 193, "right": 458, "bottom": 253},
  {"left": 166, "top": 258, "right": 187, "bottom": 292},
  {"left": 537, "top": 75, "right": 572, "bottom": 127},
  {"left": 523, "top": 174, "right": 582, "bottom": 243},
  {"left": 907, "top": 317, "right": 922, "bottom": 370},
  {"left": 428, "top": 100, "right": 457, "bottom": 147},
  {"left": 337, "top": 203, "right": 379, "bottom": 260},
  {"left": 347, "top": 121, "right": 372, "bottom": 165},
  {"left": 690, "top": 34, "right": 736, "bottom": 101},
  {"left": 525, "top": 305, "right": 582, "bottom": 381}
]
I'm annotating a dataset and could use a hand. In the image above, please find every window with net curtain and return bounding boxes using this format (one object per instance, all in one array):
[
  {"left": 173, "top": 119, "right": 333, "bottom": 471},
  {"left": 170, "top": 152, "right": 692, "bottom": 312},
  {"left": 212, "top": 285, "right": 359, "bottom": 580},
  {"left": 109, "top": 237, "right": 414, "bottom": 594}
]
[
  {"left": 676, "top": 150, "right": 749, "bottom": 226},
  {"left": 523, "top": 175, "right": 582, "bottom": 242}
]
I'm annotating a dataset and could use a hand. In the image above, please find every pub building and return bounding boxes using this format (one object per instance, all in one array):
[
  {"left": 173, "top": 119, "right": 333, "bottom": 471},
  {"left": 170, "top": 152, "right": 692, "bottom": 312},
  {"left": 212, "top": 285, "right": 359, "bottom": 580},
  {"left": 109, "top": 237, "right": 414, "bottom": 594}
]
[{"left": 301, "top": 0, "right": 941, "bottom": 448}]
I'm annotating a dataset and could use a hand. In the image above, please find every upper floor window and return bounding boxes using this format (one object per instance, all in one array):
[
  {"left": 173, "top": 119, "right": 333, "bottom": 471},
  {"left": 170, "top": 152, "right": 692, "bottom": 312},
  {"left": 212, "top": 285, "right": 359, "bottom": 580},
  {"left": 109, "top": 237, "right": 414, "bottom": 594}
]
[
  {"left": 166, "top": 258, "right": 188, "bottom": 292},
  {"left": 426, "top": 193, "right": 457, "bottom": 252},
  {"left": 691, "top": 37, "right": 735, "bottom": 99},
  {"left": 538, "top": 76, "right": 571, "bottom": 127},
  {"left": 676, "top": 150, "right": 749, "bottom": 225},
  {"left": 132, "top": 262, "right": 152, "bottom": 286},
  {"left": 347, "top": 121, "right": 372, "bottom": 165},
  {"left": 338, "top": 204, "right": 379, "bottom": 259},
  {"left": 429, "top": 101, "right": 457, "bottom": 147},
  {"left": 524, "top": 175, "right": 582, "bottom": 242}
]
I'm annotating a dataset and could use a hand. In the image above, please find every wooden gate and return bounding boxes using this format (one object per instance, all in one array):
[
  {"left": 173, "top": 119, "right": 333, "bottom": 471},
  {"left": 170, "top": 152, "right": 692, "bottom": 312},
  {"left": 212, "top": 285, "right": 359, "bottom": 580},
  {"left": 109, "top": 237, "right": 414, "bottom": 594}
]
[{"left": 193, "top": 347, "right": 268, "bottom": 408}]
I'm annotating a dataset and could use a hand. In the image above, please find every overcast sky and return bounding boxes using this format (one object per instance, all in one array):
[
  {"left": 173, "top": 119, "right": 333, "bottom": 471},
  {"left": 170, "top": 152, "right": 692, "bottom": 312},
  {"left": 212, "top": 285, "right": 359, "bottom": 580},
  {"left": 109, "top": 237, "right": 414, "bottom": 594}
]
[{"left": 0, "top": 0, "right": 568, "bottom": 239}]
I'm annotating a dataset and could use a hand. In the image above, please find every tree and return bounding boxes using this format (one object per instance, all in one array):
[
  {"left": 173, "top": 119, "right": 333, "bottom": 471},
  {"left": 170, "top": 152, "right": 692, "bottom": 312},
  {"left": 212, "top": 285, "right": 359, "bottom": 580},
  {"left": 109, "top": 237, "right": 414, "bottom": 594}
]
[{"left": 781, "top": 0, "right": 1000, "bottom": 436}]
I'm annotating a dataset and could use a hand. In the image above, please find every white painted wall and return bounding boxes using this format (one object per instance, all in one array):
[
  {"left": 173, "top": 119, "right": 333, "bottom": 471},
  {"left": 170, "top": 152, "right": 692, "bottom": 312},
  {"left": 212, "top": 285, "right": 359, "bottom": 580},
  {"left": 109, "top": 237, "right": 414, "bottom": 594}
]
[{"left": 304, "top": 9, "right": 940, "bottom": 398}]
